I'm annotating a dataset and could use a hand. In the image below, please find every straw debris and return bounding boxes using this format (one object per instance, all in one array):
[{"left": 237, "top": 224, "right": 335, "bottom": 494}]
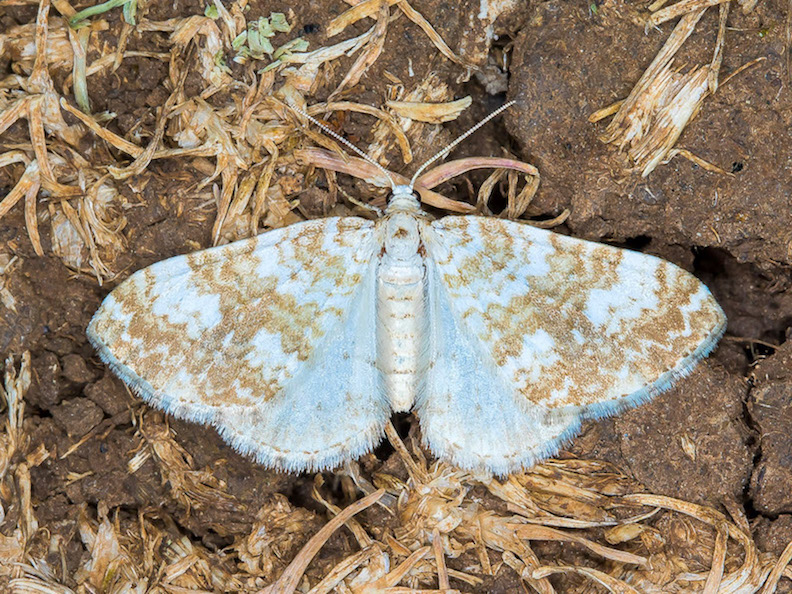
[
  {"left": 1, "top": 0, "right": 536, "bottom": 272},
  {"left": 591, "top": 0, "right": 758, "bottom": 176}
]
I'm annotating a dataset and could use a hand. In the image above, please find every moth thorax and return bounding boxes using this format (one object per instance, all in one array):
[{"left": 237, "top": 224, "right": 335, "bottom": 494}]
[{"left": 384, "top": 212, "right": 420, "bottom": 260}]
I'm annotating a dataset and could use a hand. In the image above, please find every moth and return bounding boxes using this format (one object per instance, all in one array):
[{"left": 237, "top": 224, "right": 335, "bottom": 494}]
[{"left": 87, "top": 105, "right": 726, "bottom": 475}]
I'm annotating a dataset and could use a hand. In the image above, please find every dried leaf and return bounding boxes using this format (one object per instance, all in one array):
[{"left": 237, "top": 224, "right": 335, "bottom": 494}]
[{"left": 386, "top": 97, "right": 472, "bottom": 124}]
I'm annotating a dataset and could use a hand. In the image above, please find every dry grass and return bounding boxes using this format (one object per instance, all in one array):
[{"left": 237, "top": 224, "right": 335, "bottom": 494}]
[
  {"left": 1, "top": 358, "right": 791, "bottom": 591},
  {"left": 1, "top": 0, "right": 790, "bottom": 591},
  {"left": 0, "top": 0, "right": 522, "bottom": 277}
]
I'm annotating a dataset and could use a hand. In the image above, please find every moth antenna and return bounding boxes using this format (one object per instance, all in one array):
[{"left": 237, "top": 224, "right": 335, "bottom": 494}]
[
  {"left": 289, "top": 106, "right": 397, "bottom": 191},
  {"left": 408, "top": 100, "right": 516, "bottom": 190}
]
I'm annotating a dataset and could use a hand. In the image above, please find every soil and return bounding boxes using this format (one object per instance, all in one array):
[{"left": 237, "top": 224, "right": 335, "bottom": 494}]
[{"left": 2, "top": 0, "right": 792, "bottom": 591}]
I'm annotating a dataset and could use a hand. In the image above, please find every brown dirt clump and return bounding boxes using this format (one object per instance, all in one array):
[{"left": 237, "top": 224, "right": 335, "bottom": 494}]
[
  {"left": 573, "top": 363, "right": 753, "bottom": 505},
  {"left": 509, "top": 0, "right": 791, "bottom": 268},
  {"left": 748, "top": 342, "right": 792, "bottom": 516}
]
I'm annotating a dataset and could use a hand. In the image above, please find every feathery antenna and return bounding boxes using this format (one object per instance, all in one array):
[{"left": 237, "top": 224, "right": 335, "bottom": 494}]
[
  {"left": 289, "top": 106, "right": 397, "bottom": 190},
  {"left": 408, "top": 100, "right": 516, "bottom": 189},
  {"left": 293, "top": 100, "right": 516, "bottom": 195}
]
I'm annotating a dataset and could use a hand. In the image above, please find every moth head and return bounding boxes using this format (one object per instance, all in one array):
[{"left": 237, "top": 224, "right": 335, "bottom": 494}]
[{"left": 385, "top": 184, "right": 420, "bottom": 214}]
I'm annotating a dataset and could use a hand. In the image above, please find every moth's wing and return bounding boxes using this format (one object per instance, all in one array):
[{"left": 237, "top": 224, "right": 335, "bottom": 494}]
[
  {"left": 88, "top": 217, "right": 388, "bottom": 472},
  {"left": 423, "top": 216, "right": 726, "bottom": 421},
  {"left": 415, "top": 258, "right": 584, "bottom": 475}
]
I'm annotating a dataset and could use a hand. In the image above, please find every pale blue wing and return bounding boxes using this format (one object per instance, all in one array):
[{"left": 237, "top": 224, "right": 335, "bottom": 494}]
[
  {"left": 423, "top": 216, "right": 725, "bottom": 420},
  {"left": 88, "top": 217, "right": 388, "bottom": 471},
  {"left": 414, "top": 256, "right": 583, "bottom": 475},
  {"left": 416, "top": 216, "right": 725, "bottom": 474}
]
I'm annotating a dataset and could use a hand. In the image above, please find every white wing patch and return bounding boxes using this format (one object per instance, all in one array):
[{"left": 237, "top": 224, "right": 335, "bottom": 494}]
[
  {"left": 210, "top": 260, "right": 386, "bottom": 471},
  {"left": 88, "top": 217, "right": 387, "bottom": 471}
]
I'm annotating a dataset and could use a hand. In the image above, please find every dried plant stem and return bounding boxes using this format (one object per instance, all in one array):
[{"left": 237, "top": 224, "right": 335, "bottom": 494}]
[
  {"left": 263, "top": 489, "right": 386, "bottom": 594},
  {"left": 601, "top": 8, "right": 705, "bottom": 145},
  {"left": 760, "top": 538, "right": 792, "bottom": 593},
  {"left": 649, "top": 0, "right": 729, "bottom": 26},
  {"left": 701, "top": 522, "right": 728, "bottom": 593},
  {"left": 432, "top": 528, "right": 450, "bottom": 589},
  {"left": 416, "top": 157, "right": 538, "bottom": 193},
  {"left": 533, "top": 565, "right": 640, "bottom": 594}
]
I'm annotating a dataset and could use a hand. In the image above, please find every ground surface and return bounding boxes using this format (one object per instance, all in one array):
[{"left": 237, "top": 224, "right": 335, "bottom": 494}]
[{"left": 1, "top": 0, "right": 792, "bottom": 592}]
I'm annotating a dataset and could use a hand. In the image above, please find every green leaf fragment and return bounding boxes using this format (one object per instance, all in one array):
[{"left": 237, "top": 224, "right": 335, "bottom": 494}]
[
  {"left": 272, "top": 37, "right": 309, "bottom": 61},
  {"left": 270, "top": 12, "right": 292, "bottom": 33},
  {"left": 69, "top": 0, "right": 136, "bottom": 28},
  {"left": 214, "top": 51, "right": 231, "bottom": 73},
  {"left": 234, "top": 12, "right": 296, "bottom": 62},
  {"left": 248, "top": 21, "right": 275, "bottom": 57},
  {"left": 232, "top": 31, "right": 248, "bottom": 51},
  {"left": 255, "top": 16, "right": 275, "bottom": 38},
  {"left": 122, "top": 0, "right": 136, "bottom": 24}
]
